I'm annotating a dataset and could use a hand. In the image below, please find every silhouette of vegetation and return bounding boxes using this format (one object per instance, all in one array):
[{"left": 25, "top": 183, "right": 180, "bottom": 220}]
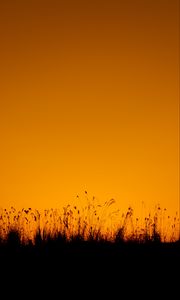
[
  {"left": 0, "top": 194, "right": 179, "bottom": 245},
  {"left": 0, "top": 194, "right": 179, "bottom": 296}
]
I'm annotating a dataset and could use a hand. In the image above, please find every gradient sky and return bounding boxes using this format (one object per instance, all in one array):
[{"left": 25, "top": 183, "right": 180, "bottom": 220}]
[{"left": 0, "top": 0, "right": 179, "bottom": 216}]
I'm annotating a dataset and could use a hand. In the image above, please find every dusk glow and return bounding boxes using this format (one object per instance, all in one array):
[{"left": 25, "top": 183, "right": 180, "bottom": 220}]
[{"left": 0, "top": 0, "right": 179, "bottom": 219}]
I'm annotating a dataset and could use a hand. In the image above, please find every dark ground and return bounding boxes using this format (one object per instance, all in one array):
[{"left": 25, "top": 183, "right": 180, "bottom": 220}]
[{"left": 0, "top": 240, "right": 179, "bottom": 297}]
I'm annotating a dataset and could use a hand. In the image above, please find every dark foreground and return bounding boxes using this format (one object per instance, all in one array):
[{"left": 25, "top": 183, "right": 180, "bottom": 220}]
[{"left": 0, "top": 240, "right": 180, "bottom": 297}]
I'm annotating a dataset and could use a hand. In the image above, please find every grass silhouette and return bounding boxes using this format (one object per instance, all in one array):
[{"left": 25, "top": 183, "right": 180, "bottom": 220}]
[
  {"left": 0, "top": 194, "right": 179, "bottom": 245},
  {"left": 0, "top": 195, "right": 179, "bottom": 296}
]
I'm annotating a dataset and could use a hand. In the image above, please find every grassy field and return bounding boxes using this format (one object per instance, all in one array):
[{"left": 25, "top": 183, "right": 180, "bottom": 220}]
[{"left": 0, "top": 198, "right": 179, "bottom": 295}]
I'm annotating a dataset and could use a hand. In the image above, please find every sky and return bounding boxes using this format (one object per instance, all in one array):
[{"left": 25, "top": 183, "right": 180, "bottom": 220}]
[{"left": 0, "top": 0, "right": 179, "bottom": 217}]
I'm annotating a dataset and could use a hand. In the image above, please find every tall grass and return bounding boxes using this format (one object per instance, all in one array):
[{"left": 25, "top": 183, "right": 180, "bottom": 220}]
[{"left": 0, "top": 195, "right": 179, "bottom": 245}]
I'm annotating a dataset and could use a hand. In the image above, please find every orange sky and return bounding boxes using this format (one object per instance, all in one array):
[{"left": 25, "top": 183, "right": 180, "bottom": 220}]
[{"left": 0, "top": 0, "right": 179, "bottom": 217}]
